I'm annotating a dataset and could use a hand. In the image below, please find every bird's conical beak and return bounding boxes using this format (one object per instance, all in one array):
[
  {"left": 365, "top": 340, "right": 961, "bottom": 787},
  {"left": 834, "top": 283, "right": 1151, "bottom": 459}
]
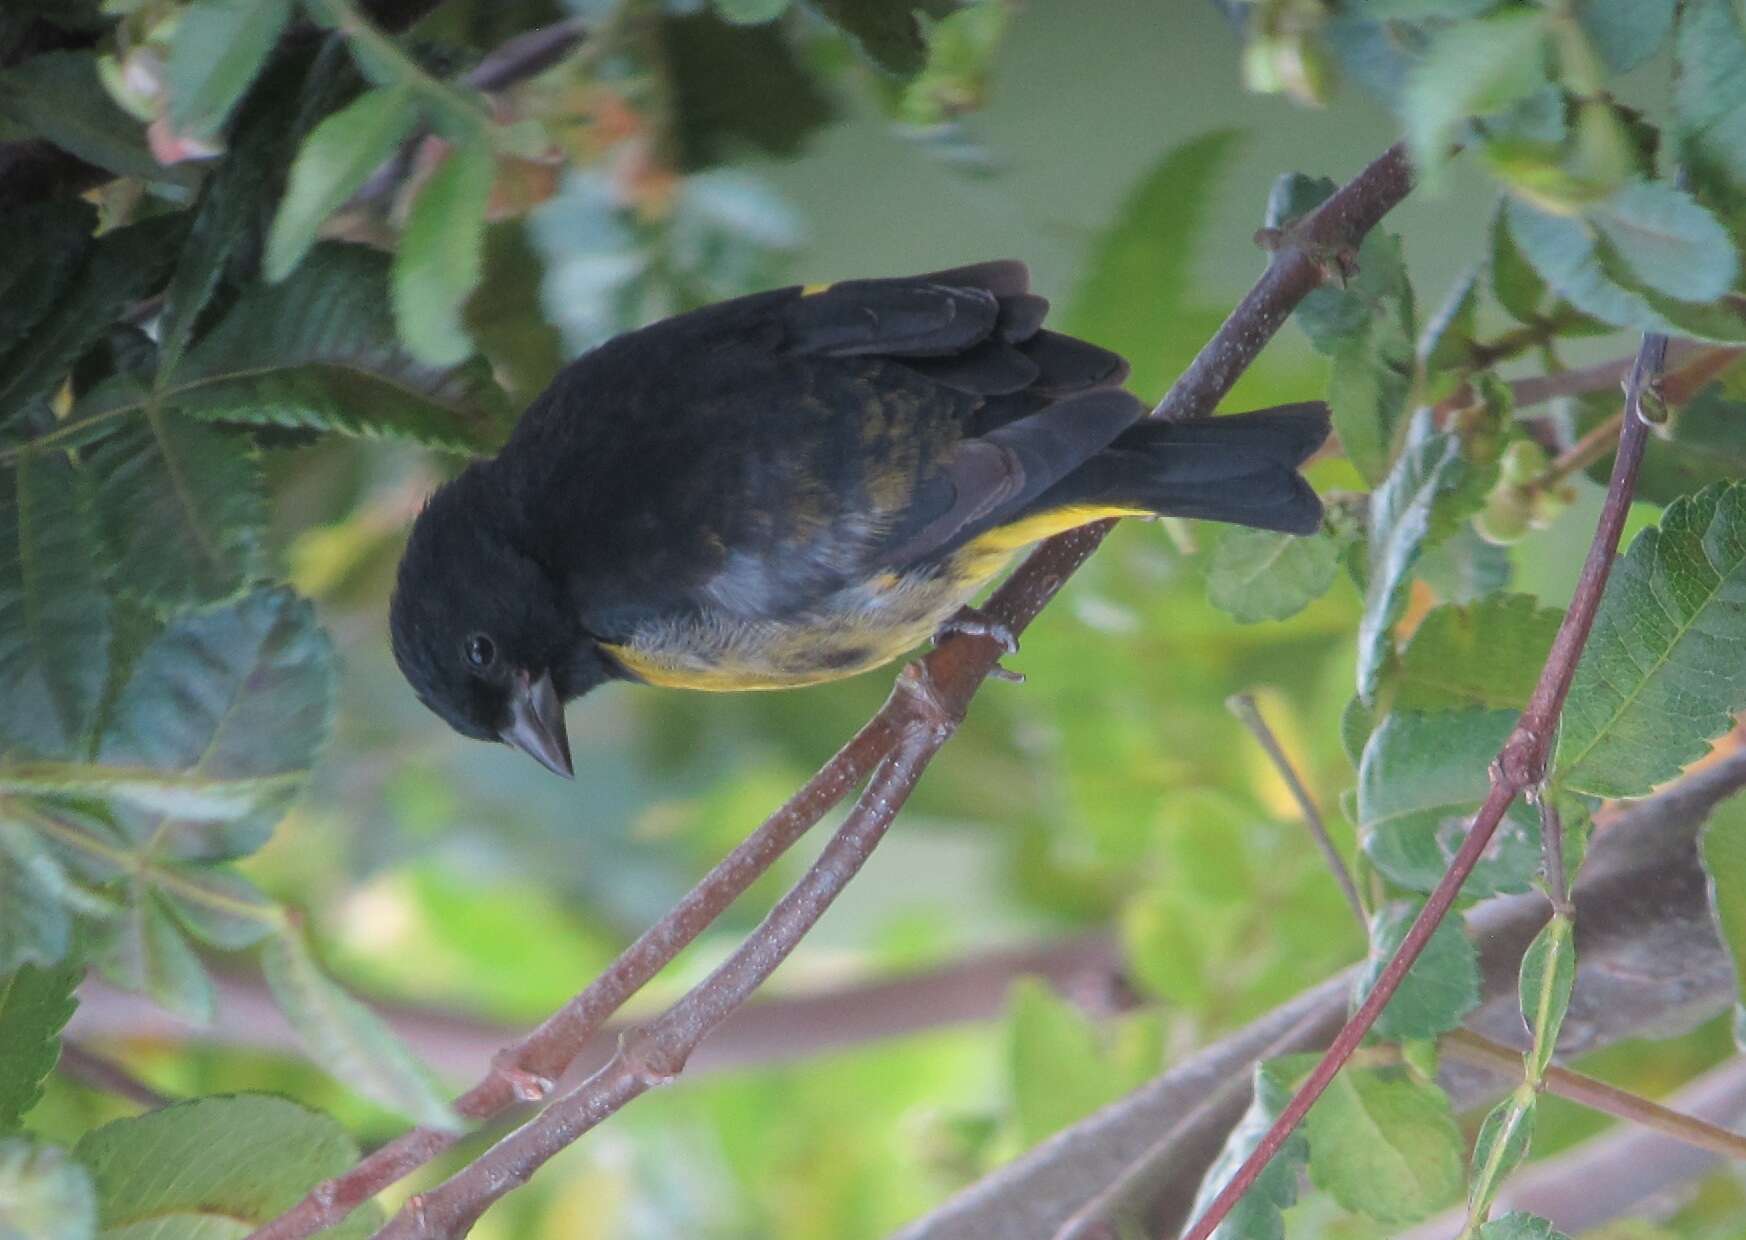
[{"left": 500, "top": 669, "right": 573, "bottom": 778}]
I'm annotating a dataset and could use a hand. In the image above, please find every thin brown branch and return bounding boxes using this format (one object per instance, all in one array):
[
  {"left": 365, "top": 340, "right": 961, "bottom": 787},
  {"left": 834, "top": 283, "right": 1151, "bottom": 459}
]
[
  {"left": 55, "top": 1042, "right": 174, "bottom": 1111},
  {"left": 1226, "top": 692, "right": 1365, "bottom": 929},
  {"left": 1179, "top": 330, "right": 1668, "bottom": 1240},
  {"left": 256, "top": 139, "right": 1420, "bottom": 1240},
  {"left": 1442, "top": 1030, "right": 1746, "bottom": 1164}
]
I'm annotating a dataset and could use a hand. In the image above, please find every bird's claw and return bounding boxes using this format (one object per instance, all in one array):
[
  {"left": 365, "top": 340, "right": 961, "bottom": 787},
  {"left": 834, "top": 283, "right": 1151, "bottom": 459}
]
[{"left": 934, "top": 607, "right": 1024, "bottom": 683}]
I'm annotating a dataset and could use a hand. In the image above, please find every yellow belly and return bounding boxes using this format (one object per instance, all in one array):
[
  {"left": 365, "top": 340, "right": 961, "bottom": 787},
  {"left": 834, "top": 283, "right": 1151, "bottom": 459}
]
[{"left": 601, "top": 503, "right": 1141, "bottom": 691}]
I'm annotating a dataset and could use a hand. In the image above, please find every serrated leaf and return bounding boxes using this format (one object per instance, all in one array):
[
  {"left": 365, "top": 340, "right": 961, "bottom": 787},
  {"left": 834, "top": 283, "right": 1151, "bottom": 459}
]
[
  {"left": 165, "top": 0, "right": 293, "bottom": 143},
  {"left": 1674, "top": 0, "right": 1746, "bottom": 200},
  {"left": 1700, "top": 796, "right": 1746, "bottom": 1050},
  {"left": 98, "top": 891, "right": 213, "bottom": 1023},
  {"left": 1302, "top": 1068, "right": 1463, "bottom": 1224},
  {"left": 0, "top": 821, "right": 73, "bottom": 972},
  {"left": 1556, "top": 482, "right": 1746, "bottom": 798},
  {"left": 75, "top": 1094, "right": 380, "bottom": 1238},
  {"left": 1190, "top": 1055, "right": 1315, "bottom": 1240},
  {"left": 94, "top": 586, "right": 333, "bottom": 862},
  {"left": 0, "top": 50, "right": 184, "bottom": 185},
  {"left": 1469, "top": 1094, "right": 1537, "bottom": 1210},
  {"left": 1359, "top": 710, "right": 1541, "bottom": 898},
  {"left": 1397, "top": 594, "right": 1563, "bottom": 712},
  {"left": 393, "top": 141, "right": 493, "bottom": 366},
  {"left": 0, "top": 960, "right": 80, "bottom": 1132},
  {"left": 1589, "top": 181, "right": 1739, "bottom": 302},
  {"left": 266, "top": 85, "right": 420, "bottom": 281},
  {"left": 0, "top": 449, "right": 110, "bottom": 759},
  {"left": 1404, "top": 11, "right": 1549, "bottom": 186},
  {"left": 0, "top": 1138, "right": 94, "bottom": 1240},
  {"left": 82, "top": 407, "right": 265, "bottom": 609},
  {"left": 262, "top": 930, "right": 457, "bottom": 1129},
  {"left": 1207, "top": 526, "right": 1341, "bottom": 623},
  {"left": 809, "top": 0, "right": 957, "bottom": 76},
  {"left": 1352, "top": 900, "right": 1481, "bottom": 1041},
  {"left": 1064, "top": 130, "right": 1243, "bottom": 404},
  {"left": 1519, "top": 915, "right": 1574, "bottom": 1078},
  {"left": 1357, "top": 409, "right": 1488, "bottom": 703},
  {"left": 1479, "top": 1212, "right": 1571, "bottom": 1240}
]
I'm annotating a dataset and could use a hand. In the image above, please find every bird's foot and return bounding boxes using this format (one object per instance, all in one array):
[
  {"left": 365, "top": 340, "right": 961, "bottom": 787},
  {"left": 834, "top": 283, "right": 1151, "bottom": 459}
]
[{"left": 933, "top": 606, "right": 1024, "bottom": 683}]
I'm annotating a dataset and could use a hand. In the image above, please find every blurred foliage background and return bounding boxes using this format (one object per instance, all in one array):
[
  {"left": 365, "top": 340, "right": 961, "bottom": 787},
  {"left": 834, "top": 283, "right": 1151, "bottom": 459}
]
[{"left": 7, "top": 0, "right": 1746, "bottom": 1236}]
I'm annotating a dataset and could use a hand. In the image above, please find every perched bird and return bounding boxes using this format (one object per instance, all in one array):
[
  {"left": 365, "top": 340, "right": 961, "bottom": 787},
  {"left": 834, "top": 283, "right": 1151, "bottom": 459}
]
[{"left": 390, "top": 261, "right": 1328, "bottom": 777}]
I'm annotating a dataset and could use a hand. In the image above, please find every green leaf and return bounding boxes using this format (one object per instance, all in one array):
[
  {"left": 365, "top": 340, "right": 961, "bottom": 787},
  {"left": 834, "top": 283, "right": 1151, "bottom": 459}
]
[
  {"left": 665, "top": 13, "right": 837, "bottom": 171},
  {"left": 1419, "top": 523, "right": 1514, "bottom": 602},
  {"left": 1357, "top": 410, "right": 1489, "bottom": 703},
  {"left": 266, "top": 84, "right": 420, "bottom": 282},
  {"left": 1674, "top": 0, "right": 1746, "bottom": 200},
  {"left": 1490, "top": 197, "right": 1549, "bottom": 324},
  {"left": 1699, "top": 795, "right": 1746, "bottom": 1050},
  {"left": 465, "top": 222, "right": 566, "bottom": 403},
  {"left": 1397, "top": 594, "right": 1563, "bottom": 712},
  {"left": 0, "top": 203, "right": 94, "bottom": 378},
  {"left": 97, "top": 891, "right": 213, "bottom": 1023},
  {"left": 1519, "top": 915, "right": 1575, "bottom": 1079},
  {"left": 897, "top": 1, "right": 1010, "bottom": 127},
  {"left": 95, "top": 586, "right": 333, "bottom": 861},
  {"left": 1352, "top": 900, "right": 1481, "bottom": 1041},
  {"left": 1005, "top": 978, "right": 1146, "bottom": 1145},
  {"left": 393, "top": 141, "right": 494, "bottom": 367},
  {"left": 1354, "top": 0, "right": 1497, "bottom": 14},
  {"left": 0, "top": 1138, "right": 95, "bottom": 1240},
  {"left": 0, "top": 449, "right": 110, "bottom": 759},
  {"left": 1207, "top": 526, "right": 1342, "bottom": 623},
  {"left": 1190, "top": 1055, "right": 1313, "bottom": 1240},
  {"left": 1302, "top": 1068, "right": 1464, "bottom": 1224},
  {"left": 262, "top": 929, "right": 457, "bottom": 1129},
  {"left": 1359, "top": 710, "right": 1541, "bottom": 898},
  {"left": 809, "top": 0, "right": 957, "bottom": 76},
  {"left": 1588, "top": 181, "right": 1739, "bottom": 302},
  {"left": 157, "top": 864, "right": 277, "bottom": 950},
  {"left": 0, "top": 51, "right": 182, "bottom": 185},
  {"left": 1575, "top": 0, "right": 1675, "bottom": 74},
  {"left": 1479, "top": 1212, "right": 1570, "bottom": 1240},
  {"left": 75, "top": 1094, "right": 380, "bottom": 1237},
  {"left": 165, "top": 0, "right": 294, "bottom": 143},
  {"left": 83, "top": 407, "right": 265, "bottom": 609},
  {"left": 1626, "top": 382, "right": 1746, "bottom": 506},
  {"left": 1556, "top": 482, "right": 1746, "bottom": 798},
  {"left": 1404, "top": 11, "right": 1549, "bottom": 186},
  {"left": 1418, "top": 263, "right": 1480, "bottom": 387},
  {"left": 1263, "top": 172, "right": 1336, "bottom": 232},
  {"left": 1064, "top": 130, "right": 1243, "bottom": 404},
  {"left": 1469, "top": 1093, "right": 1537, "bottom": 1211},
  {"left": 715, "top": 0, "right": 791, "bottom": 22},
  {"left": 0, "top": 960, "right": 81, "bottom": 1132},
  {"left": 0, "top": 821, "right": 74, "bottom": 972}
]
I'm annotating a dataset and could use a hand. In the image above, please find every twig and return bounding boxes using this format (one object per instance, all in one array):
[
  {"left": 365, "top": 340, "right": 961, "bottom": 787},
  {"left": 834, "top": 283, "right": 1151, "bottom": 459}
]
[
  {"left": 1225, "top": 693, "right": 1365, "bottom": 929},
  {"left": 1535, "top": 794, "right": 1571, "bottom": 918},
  {"left": 1178, "top": 330, "right": 1668, "bottom": 1240},
  {"left": 1441, "top": 1030, "right": 1746, "bottom": 1165},
  {"left": 55, "top": 1042, "right": 173, "bottom": 1110},
  {"left": 379, "top": 714, "right": 947, "bottom": 1238},
  {"left": 463, "top": 16, "right": 589, "bottom": 92},
  {"left": 254, "top": 140, "right": 1420, "bottom": 1240}
]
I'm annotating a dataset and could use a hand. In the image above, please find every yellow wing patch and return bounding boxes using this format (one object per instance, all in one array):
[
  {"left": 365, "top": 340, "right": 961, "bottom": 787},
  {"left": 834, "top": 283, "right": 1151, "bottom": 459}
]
[
  {"left": 801, "top": 282, "right": 832, "bottom": 296},
  {"left": 950, "top": 503, "right": 1145, "bottom": 577}
]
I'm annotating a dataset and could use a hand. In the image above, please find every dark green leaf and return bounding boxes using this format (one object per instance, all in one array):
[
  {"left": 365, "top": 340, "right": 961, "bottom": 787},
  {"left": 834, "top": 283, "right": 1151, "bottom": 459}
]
[
  {"left": 393, "top": 141, "right": 493, "bottom": 366},
  {"left": 75, "top": 1094, "right": 380, "bottom": 1237},
  {"left": 0, "top": 959, "right": 80, "bottom": 1132},
  {"left": 665, "top": 13, "right": 836, "bottom": 170},
  {"left": 1359, "top": 710, "right": 1541, "bottom": 897},
  {"left": 1262, "top": 172, "right": 1336, "bottom": 231},
  {"left": 97, "top": 891, "right": 213, "bottom": 1023},
  {"left": 1190, "top": 1056, "right": 1314, "bottom": 1240},
  {"left": 1357, "top": 410, "right": 1488, "bottom": 703},
  {"left": 265, "top": 84, "right": 420, "bottom": 281},
  {"left": 1418, "top": 263, "right": 1480, "bottom": 386},
  {"left": 0, "top": 449, "right": 110, "bottom": 759},
  {"left": 1468, "top": 1094, "right": 1537, "bottom": 1210},
  {"left": 1624, "top": 381, "right": 1746, "bottom": 506},
  {"left": 1674, "top": 0, "right": 1746, "bottom": 201},
  {"left": 165, "top": 0, "right": 294, "bottom": 142},
  {"left": 1064, "top": 130, "right": 1243, "bottom": 404},
  {"left": 1575, "top": 0, "right": 1674, "bottom": 74},
  {"left": 1556, "top": 482, "right": 1746, "bottom": 797},
  {"left": 809, "top": 0, "right": 957, "bottom": 76},
  {"left": 83, "top": 408, "right": 265, "bottom": 609},
  {"left": 261, "top": 929, "right": 458, "bottom": 1129},
  {"left": 1518, "top": 914, "right": 1574, "bottom": 1079},
  {"left": 1302, "top": 1068, "right": 1463, "bottom": 1224},
  {"left": 1589, "top": 181, "right": 1738, "bottom": 302},
  {"left": 1354, "top": 0, "right": 1497, "bottom": 14},
  {"left": 716, "top": 0, "right": 791, "bottom": 21},
  {"left": 0, "top": 1139, "right": 94, "bottom": 1240},
  {"left": 1700, "top": 796, "right": 1746, "bottom": 1049},
  {"left": 465, "top": 222, "right": 565, "bottom": 403},
  {"left": 1207, "top": 527, "right": 1342, "bottom": 623},
  {"left": 1418, "top": 523, "right": 1514, "bottom": 602},
  {"left": 0, "top": 203, "right": 94, "bottom": 375},
  {"left": 1397, "top": 594, "right": 1562, "bottom": 712},
  {"left": 1404, "top": 11, "right": 1549, "bottom": 186},
  {"left": 1352, "top": 900, "right": 1481, "bottom": 1040},
  {"left": 0, "top": 821, "right": 74, "bottom": 972},
  {"left": 1490, "top": 197, "right": 1549, "bottom": 324},
  {"left": 96, "top": 586, "right": 333, "bottom": 861},
  {"left": 0, "top": 51, "right": 184, "bottom": 185},
  {"left": 1479, "top": 1212, "right": 1570, "bottom": 1240}
]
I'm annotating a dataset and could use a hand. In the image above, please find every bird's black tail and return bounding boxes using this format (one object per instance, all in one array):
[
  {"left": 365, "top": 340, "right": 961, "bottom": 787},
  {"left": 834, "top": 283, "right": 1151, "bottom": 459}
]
[{"left": 1035, "top": 402, "right": 1330, "bottom": 535}]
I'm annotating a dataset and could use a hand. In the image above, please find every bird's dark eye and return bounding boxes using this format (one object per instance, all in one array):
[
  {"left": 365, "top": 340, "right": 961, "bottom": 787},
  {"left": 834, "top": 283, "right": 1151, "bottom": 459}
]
[{"left": 464, "top": 633, "right": 496, "bottom": 669}]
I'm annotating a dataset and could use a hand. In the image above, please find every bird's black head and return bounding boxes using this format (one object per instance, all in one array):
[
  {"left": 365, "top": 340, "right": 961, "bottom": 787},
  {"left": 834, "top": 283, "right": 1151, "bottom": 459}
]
[{"left": 389, "top": 463, "right": 613, "bottom": 777}]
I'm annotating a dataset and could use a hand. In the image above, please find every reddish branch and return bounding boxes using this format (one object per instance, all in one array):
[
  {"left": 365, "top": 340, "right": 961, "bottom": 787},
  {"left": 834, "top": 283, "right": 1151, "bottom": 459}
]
[
  {"left": 251, "top": 141, "right": 1418, "bottom": 1240},
  {"left": 1178, "top": 331, "right": 1668, "bottom": 1240}
]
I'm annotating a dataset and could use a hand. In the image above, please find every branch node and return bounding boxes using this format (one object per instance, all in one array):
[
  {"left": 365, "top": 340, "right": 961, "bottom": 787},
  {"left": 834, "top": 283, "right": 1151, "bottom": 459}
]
[
  {"left": 897, "top": 662, "right": 961, "bottom": 736},
  {"left": 616, "top": 1028, "right": 685, "bottom": 1088},
  {"left": 488, "top": 1057, "right": 556, "bottom": 1104}
]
